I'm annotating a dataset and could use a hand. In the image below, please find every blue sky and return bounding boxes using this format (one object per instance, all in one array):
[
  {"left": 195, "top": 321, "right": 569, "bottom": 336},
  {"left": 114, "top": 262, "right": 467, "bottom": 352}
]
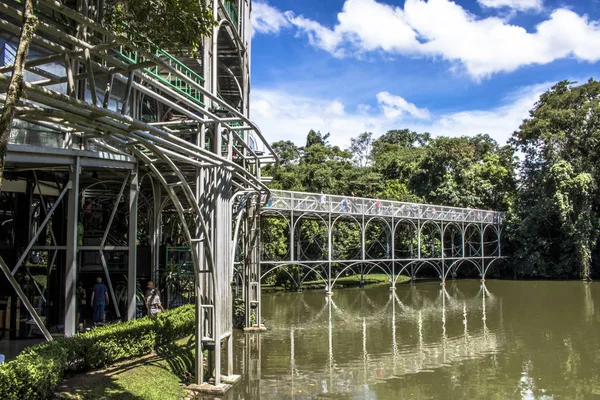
[{"left": 249, "top": 0, "right": 600, "bottom": 149}]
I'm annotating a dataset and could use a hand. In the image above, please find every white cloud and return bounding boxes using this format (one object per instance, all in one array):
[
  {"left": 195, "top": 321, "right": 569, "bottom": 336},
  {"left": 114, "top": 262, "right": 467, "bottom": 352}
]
[
  {"left": 478, "top": 0, "right": 543, "bottom": 11},
  {"left": 412, "top": 83, "right": 551, "bottom": 144},
  {"left": 250, "top": 84, "right": 550, "bottom": 148},
  {"left": 252, "top": 2, "right": 290, "bottom": 35},
  {"left": 325, "top": 100, "right": 346, "bottom": 116},
  {"left": 253, "top": 0, "right": 600, "bottom": 79},
  {"left": 377, "top": 91, "right": 430, "bottom": 120}
]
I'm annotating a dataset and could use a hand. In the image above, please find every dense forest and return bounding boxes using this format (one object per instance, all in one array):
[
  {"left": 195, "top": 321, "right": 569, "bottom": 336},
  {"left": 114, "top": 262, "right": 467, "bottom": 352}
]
[{"left": 264, "top": 79, "right": 600, "bottom": 280}]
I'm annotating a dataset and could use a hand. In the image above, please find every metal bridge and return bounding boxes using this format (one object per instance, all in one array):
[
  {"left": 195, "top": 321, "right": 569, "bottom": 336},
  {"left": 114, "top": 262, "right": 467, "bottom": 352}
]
[
  {"left": 0, "top": 0, "right": 506, "bottom": 393},
  {"left": 256, "top": 190, "right": 505, "bottom": 302}
]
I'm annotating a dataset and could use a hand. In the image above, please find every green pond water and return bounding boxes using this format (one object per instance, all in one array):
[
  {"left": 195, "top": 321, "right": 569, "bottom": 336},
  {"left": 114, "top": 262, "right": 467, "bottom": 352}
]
[{"left": 224, "top": 280, "right": 600, "bottom": 399}]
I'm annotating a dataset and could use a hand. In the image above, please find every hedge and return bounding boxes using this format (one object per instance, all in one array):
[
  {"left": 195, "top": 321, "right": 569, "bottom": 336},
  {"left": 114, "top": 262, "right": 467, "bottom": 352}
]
[{"left": 0, "top": 304, "right": 194, "bottom": 400}]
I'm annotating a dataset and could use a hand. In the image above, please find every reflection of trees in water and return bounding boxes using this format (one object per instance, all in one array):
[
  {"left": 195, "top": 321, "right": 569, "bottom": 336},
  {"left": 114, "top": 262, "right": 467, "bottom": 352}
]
[
  {"left": 244, "top": 282, "right": 600, "bottom": 400},
  {"left": 244, "top": 281, "right": 502, "bottom": 398}
]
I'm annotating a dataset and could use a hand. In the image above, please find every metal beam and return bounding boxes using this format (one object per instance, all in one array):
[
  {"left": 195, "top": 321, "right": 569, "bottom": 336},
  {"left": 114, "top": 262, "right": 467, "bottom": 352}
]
[
  {"left": 0, "top": 256, "right": 53, "bottom": 341},
  {"left": 64, "top": 158, "right": 80, "bottom": 337},
  {"left": 127, "top": 168, "right": 139, "bottom": 320},
  {"left": 11, "top": 182, "right": 71, "bottom": 275}
]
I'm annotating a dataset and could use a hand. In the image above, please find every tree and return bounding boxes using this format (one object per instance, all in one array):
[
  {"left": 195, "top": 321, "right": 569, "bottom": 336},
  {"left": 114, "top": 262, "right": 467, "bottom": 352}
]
[
  {"left": 271, "top": 140, "right": 300, "bottom": 166},
  {"left": 350, "top": 132, "right": 373, "bottom": 167},
  {"left": 305, "top": 129, "right": 330, "bottom": 148},
  {"left": 104, "top": 0, "right": 215, "bottom": 53},
  {"left": 510, "top": 79, "right": 600, "bottom": 279},
  {"left": 0, "top": 0, "right": 38, "bottom": 189}
]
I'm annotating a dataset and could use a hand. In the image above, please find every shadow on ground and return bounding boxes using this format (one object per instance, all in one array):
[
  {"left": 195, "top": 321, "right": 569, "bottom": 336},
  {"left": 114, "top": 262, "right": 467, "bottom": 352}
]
[{"left": 55, "top": 355, "right": 161, "bottom": 400}]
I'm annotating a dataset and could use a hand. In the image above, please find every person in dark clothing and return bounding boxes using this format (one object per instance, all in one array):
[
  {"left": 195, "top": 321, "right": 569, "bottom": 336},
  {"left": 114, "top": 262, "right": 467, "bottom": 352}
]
[
  {"left": 76, "top": 282, "right": 86, "bottom": 330},
  {"left": 90, "top": 277, "right": 109, "bottom": 324},
  {"left": 145, "top": 281, "right": 164, "bottom": 317}
]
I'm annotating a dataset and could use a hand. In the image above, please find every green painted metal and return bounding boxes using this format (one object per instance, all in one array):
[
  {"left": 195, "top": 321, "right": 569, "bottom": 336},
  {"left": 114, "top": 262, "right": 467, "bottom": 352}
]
[
  {"left": 115, "top": 36, "right": 205, "bottom": 107},
  {"left": 224, "top": 0, "right": 239, "bottom": 30}
]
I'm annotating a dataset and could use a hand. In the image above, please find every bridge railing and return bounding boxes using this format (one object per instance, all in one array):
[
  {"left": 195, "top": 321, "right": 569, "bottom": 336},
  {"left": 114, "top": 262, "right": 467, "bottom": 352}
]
[{"left": 264, "top": 190, "right": 504, "bottom": 224}]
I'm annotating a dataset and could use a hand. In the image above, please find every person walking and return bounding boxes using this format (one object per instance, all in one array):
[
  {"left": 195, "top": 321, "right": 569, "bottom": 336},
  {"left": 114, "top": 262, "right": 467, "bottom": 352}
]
[
  {"left": 76, "top": 282, "right": 86, "bottom": 331},
  {"left": 90, "top": 277, "right": 108, "bottom": 325},
  {"left": 145, "top": 281, "right": 164, "bottom": 317}
]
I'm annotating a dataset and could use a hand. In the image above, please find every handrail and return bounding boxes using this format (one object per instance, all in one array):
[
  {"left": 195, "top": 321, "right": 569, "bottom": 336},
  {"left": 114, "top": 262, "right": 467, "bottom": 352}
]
[
  {"left": 265, "top": 190, "right": 505, "bottom": 224},
  {"left": 114, "top": 29, "right": 205, "bottom": 107}
]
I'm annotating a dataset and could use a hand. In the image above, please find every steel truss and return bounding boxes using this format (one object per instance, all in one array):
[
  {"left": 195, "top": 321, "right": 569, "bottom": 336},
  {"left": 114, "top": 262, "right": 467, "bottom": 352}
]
[
  {"left": 0, "top": 0, "right": 271, "bottom": 388},
  {"left": 261, "top": 190, "right": 505, "bottom": 293}
]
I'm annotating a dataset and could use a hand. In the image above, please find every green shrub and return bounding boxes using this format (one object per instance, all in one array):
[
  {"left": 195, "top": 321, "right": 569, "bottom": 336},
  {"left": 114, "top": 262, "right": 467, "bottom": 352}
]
[{"left": 0, "top": 304, "right": 194, "bottom": 400}]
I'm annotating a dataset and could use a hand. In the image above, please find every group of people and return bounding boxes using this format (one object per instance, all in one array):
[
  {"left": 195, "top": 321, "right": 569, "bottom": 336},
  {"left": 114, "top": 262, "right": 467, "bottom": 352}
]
[{"left": 76, "top": 277, "right": 165, "bottom": 330}]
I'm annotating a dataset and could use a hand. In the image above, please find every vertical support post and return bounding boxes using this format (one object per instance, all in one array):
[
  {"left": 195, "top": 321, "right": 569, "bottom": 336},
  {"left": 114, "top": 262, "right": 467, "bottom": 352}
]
[
  {"left": 461, "top": 222, "right": 465, "bottom": 258},
  {"left": 195, "top": 124, "right": 205, "bottom": 386},
  {"left": 361, "top": 213, "right": 366, "bottom": 261},
  {"left": 152, "top": 181, "right": 162, "bottom": 284},
  {"left": 127, "top": 168, "right": 139, "bottom": 320},
  {"left": 441, "top": 221, "right": 445, "bottom": 284},
  {"left": 480, "top": 223, "right": 485, "bottom": 279},
  {"left": 498, "top": 227, "right": 502, "bottom": 258},
  {"left": 391, "top": 215, "right": 395, "bottom": 290},
  {"left": 327, "top": 208, "right": 332, "bottom": 294},
  {"left": 65, "top": 158, "right": 80, "bottom": 337},
  {"left": 290, "top": 193, "right": 294, "bottom": 262},
  {"left": 417, "top": 219, "right": 421, "bottom": 259}
]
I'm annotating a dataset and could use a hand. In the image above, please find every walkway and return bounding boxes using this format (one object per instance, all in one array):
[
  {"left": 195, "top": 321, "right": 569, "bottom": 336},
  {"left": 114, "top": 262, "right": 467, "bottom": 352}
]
[{"left": 259, "top": 190, "right": 506, "bottom": 291}]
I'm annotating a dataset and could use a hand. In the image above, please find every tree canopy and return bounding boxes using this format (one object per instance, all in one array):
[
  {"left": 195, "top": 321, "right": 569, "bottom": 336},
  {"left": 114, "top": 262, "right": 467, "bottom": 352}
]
[
  {"left": 103, "top": 0, "right": 216, "bottom": 53},
  {"left": 264, "top": 79, "right": 600, "bottom": 280},
  {"left": 509, "top": 79, "right": 600, "bottom": 279}
]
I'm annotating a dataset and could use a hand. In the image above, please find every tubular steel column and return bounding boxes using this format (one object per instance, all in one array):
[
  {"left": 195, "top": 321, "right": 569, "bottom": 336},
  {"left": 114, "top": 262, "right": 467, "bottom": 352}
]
[
  {"left": 195, "top": 125, "right": 205, "bottom": 386},
  {"left": 417, "top": 218, "right": 422, "bottom": 259},
  {"left": 64, "top": 157, "right": 80, "bottom": 337},
  {"left": 327, "top": 209, "right": 332, "bottom": 295},
  {"left": 127, "top": 168, "right": 139, "bottom": 320}
]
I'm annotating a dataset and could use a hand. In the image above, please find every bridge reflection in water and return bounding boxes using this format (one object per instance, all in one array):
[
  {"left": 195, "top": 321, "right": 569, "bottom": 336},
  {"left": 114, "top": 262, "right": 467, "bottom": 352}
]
[{"left": 235, "top": 282, "right": 500, "bottom": 399}]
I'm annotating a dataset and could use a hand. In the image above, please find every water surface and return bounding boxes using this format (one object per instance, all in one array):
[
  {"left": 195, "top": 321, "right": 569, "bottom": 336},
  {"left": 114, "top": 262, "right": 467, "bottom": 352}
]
[{"left": 226, "top": 280, "right": 600, "bottom": 399}]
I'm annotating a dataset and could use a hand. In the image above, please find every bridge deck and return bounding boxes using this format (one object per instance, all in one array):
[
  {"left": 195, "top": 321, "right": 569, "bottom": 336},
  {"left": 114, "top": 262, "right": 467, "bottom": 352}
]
[{"left": 265, "top": 190, "right": 504, "bottom": 225}]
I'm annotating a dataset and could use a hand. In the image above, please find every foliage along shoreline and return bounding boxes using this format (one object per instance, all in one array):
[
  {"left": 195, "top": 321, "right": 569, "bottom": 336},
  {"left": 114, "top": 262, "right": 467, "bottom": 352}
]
[{"left": 263, "top": 79, "right": 600, "bottom": 281}]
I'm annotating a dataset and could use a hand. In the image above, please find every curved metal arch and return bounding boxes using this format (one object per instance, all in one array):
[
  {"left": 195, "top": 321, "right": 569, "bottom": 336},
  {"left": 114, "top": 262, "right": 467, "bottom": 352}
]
[
  {"left": 365, "top": 215, "right": 393, "bottom": 232},
  {"left": 482, "top": 224, "right": 500, "bottom": 257},
  {"left": 216, "top": 17, "right": 245, "bottom": 56},
  {"left": 331, "top": 215, "right": 363, "bottom": 260},
  {"left": 292, "top": 212, "right": 329, "bottom": 231},
  {"left": 261, "top": 210, "right": 293, "bottom": 236},
  {"left": 330, "top": 260, "right": 392, "bottom": 291},
  {"left": 464, "top": 222, "right": 482, "bottom": 234},
  {"left": 442, "top": 221, "right": 463, "bottom": 257},
  {"left": 413, "top": 260, "right": 443, "bottom": 280},
  {"left": 217, "top": 61, "right": 243, "bottom": 100},
  {"left": 482, "top": 224, "right": 498, "bottom": 237},
  {"left": 259, "top": 262, "right": 328, "bottom": 287},
  {"left": 419, "top": 219, "right": 442, "bottom": 236},
  {"left": 482, "top": 257, "right": 506, "bottom": 279},
  {"left": 392, "top": 218, "right": 418, "bottom": 236},
  {"left": 79, "top": 180, "right": 127, "bottom": 196},
  {"left": 442, "top": 221, "right": 462, "bottom": 236},
  {"left": 332, "top": 213, "right": 362, "bottom": 228},
  {"left": 443, "top": 258, "right": 482, "bottom": 281},
  {"left": 130, "top": 135, "right": 216, "bottom": 271}
]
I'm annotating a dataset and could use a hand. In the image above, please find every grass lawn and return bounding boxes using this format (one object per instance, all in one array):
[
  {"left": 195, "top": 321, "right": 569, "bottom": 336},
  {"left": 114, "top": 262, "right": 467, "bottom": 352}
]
[
  {"left": 54, "top": 337, "right": 195, "bottom": 400},
  {"left": 263, "top": 273, "right": 411, "bottom": 291}
]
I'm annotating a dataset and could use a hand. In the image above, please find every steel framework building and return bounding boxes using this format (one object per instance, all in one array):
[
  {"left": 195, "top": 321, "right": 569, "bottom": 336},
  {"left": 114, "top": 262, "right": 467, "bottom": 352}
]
[
  {"left": 260, "top": 190, "right": 505, "bottom": 296},
  {"left": 0, "top": 0, "right": 272, "bottom": 388}
]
